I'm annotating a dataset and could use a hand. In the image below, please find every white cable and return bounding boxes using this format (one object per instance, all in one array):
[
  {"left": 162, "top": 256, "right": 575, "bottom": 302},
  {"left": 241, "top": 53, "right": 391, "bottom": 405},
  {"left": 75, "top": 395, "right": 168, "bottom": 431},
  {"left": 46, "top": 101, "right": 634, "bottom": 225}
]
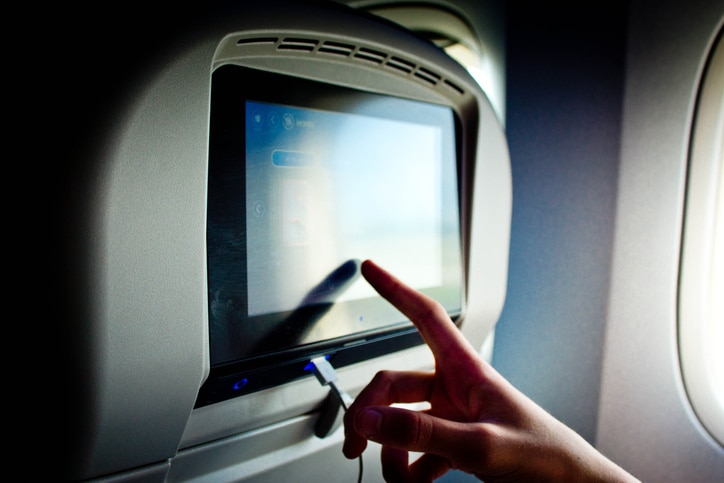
[{"left": 309, "top": 356, "right": 363, "bottom": 483}]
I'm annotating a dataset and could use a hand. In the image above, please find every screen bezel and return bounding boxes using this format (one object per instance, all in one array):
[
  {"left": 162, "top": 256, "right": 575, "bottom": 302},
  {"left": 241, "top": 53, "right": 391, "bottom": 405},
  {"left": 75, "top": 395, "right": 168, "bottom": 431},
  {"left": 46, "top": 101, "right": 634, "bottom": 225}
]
[{"left": 197, "top": 64, "right": 464, "bottom": 407}]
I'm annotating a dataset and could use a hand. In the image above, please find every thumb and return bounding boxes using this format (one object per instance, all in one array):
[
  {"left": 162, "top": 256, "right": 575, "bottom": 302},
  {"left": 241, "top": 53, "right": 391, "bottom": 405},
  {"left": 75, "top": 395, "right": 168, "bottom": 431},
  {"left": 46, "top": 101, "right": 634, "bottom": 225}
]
[{"left": 354, "top": 406, "right": 467, "bottom": 459}]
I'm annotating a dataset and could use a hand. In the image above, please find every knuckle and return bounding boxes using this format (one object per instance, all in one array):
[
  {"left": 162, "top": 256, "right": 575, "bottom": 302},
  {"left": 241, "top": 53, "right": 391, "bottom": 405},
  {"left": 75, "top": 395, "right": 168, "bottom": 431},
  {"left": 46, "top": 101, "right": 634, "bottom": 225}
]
[
  {"left": 417, "top": 299, "right": 448, "bottom": 323},
  {"left": 389, "top": 410, "right": 434, "bottom": 450},
  {"left": 457, "top": 424, "right": 499, "bottom": 470},
  {"left": 412, "top": 414, "right": 435, "bottom": 449},
  {"left": 372, "top": 369, "right": 396, "bottom": 385},
  {"left": 370, "top": 369, "right": 397, "bottom": 395}
]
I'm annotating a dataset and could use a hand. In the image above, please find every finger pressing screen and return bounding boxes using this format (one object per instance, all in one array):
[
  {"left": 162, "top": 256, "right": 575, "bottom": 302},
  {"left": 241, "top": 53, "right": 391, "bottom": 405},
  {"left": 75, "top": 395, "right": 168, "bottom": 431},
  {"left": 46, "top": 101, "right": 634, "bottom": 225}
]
[{"left": 360, "top": 260, "right": 478, "bottom": 364}]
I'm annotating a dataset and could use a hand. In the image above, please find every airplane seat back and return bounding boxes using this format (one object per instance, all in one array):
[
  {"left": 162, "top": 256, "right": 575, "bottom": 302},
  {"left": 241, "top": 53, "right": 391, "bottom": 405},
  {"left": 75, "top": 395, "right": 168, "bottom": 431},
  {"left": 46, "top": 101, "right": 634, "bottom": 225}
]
[{"left": 63, "top": 1, "right": 511, "bottom": 480}]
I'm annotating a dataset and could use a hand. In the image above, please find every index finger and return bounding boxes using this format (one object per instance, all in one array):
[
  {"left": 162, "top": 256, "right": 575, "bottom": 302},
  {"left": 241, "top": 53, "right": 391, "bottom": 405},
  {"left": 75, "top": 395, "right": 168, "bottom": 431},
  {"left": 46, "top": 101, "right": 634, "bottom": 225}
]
[{"left": 361, "top": 260, "right": 478, "bottom": 363}]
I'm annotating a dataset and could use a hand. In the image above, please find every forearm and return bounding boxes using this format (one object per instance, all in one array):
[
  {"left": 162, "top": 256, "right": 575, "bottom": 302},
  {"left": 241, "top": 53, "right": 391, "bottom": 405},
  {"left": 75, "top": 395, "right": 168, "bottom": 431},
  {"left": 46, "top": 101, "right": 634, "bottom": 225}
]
[{"left": 555, "top": 424, "right": 639, "bottom": 483}]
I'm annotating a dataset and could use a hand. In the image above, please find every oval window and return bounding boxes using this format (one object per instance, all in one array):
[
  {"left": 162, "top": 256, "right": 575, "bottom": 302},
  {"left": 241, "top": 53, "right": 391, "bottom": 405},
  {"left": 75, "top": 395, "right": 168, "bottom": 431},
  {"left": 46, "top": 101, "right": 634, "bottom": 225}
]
[{"left": 679, "top": 23, "right": 724, "bottom": 447}]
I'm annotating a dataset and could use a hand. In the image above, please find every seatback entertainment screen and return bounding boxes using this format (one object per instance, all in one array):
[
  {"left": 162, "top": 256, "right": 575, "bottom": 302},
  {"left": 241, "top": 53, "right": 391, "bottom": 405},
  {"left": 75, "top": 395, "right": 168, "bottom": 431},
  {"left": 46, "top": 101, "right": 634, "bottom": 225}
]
[{"left": 198, "top": 65, "right": 463, "bottom": 406}]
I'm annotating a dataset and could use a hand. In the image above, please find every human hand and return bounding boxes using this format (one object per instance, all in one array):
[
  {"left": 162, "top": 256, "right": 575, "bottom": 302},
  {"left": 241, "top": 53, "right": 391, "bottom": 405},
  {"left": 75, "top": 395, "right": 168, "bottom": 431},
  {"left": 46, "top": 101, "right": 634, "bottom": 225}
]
[{"left": 343, "top": 260, "right": 637, "bottom": 482}]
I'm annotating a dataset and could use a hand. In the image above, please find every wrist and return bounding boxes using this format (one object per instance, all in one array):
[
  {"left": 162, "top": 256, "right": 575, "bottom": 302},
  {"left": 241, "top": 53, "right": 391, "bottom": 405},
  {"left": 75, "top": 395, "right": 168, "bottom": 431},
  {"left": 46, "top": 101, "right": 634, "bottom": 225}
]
[{"left": 563, "top": 444, "right": 639, "bottom": 482}]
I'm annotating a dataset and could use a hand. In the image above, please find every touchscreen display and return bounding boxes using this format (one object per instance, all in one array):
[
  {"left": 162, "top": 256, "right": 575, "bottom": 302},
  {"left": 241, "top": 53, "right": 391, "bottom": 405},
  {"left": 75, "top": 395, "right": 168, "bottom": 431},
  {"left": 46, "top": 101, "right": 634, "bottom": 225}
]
[
  {"left": 202, "top": 65, "right": 463, "bottom": 402},
  {"left": 246, "top": 100, "right": 447, "bottom": 319}
]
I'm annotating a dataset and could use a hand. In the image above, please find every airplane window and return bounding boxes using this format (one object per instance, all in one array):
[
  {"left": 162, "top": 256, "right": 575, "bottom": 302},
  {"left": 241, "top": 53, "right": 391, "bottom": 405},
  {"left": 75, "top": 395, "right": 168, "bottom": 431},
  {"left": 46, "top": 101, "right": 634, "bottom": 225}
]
[{"left": 679, "top": 25, "right": 724, "bottom": 447}]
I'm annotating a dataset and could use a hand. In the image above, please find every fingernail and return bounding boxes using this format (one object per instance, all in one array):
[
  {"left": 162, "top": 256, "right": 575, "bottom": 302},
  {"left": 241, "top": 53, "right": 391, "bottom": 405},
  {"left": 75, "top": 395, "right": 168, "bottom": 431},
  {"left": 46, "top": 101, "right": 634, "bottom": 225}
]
[{"left": 358, "top": 409, "right": 382, "bottom": 438}]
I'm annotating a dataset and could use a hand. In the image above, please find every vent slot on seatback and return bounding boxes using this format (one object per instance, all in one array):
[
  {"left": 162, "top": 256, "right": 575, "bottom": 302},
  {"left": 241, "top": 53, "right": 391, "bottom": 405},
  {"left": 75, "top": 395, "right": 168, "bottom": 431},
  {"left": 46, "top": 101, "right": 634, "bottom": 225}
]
[
  {"left": 278, "top": 37, "right": 319, "bottom": 52},
  {"left": 354, "top": 47, "right": 387, "bottom": 64},
  {"left": 236, "top": 37, "right": 278, "bottom": 47},
  {"left": 233, "top": 34, "right": 466, "bottom": 96},
  {"left": 319, "top": 41, "right": 355, "bottom": 56}
]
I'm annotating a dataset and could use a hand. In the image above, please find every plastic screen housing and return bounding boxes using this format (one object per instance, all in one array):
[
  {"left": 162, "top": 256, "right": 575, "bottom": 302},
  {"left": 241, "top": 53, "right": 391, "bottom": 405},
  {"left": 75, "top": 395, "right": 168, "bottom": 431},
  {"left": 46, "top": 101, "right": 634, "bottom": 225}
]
[{"left": 198, "top": 64, "right": 464, "bottom": 407}]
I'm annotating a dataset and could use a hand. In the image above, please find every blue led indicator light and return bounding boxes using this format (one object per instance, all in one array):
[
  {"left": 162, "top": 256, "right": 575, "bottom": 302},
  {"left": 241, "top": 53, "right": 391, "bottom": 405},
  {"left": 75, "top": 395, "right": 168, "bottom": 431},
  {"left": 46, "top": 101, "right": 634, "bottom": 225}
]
[
  {"left": 304, "top": 354, "right": 332, "bottom": 372},
  {"left": 232, "top": 378, "right": 249, "bottom": 391}
]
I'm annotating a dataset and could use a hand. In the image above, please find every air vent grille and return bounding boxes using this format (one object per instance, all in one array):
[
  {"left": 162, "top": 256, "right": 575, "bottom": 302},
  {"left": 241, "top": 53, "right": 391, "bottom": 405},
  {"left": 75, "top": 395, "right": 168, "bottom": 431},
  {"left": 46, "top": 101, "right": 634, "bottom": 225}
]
[
  {"left": 318, "top": 41, "right": 355, "bottom": 56},
  {"left": 415, "top": 67, "right": 442, "bottom": 84},
  {"left": 354, "top": 47, "right": 387, "bottom": 64},
  {"left": 278, "top": 37, "right": 319, "bottom": 52},
  {"left": 387, "top": 56, "right": 415, "bottom": 74},
  {"left": 234, "top": 35, "right": 466, "bottom": 96},
  {"left": 236, "top": 37, "right": 278, "bottom": 46}
]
